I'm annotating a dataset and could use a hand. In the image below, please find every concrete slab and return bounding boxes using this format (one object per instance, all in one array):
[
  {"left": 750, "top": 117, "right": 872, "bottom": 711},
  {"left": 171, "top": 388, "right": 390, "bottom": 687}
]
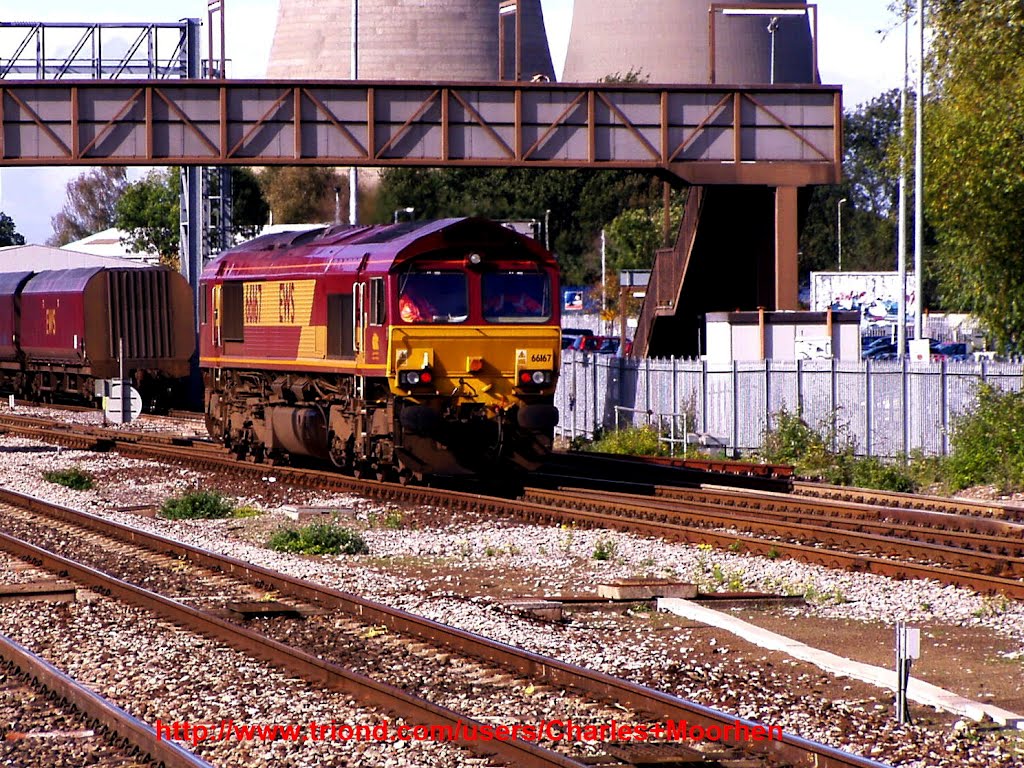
[
  {"left": 658, "top": 597, "right": 1024, "bottom": 730},
  {"left": 501, "top": 599, "right": 564, "bottom": 621},
  {"left": 597, "top": 579, "right": 698, "bottom": 600}
]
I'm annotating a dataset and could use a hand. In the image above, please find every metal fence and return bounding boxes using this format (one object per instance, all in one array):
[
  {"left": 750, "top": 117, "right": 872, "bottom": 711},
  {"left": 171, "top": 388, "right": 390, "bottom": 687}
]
[{"left": 554, "top": 352, "right": 1024, "bottom": 457}]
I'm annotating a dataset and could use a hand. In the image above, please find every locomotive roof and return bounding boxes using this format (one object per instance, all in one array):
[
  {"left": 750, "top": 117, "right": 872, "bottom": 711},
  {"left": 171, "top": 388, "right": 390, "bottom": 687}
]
[{"left": 203, "top": 218, "right": 555, "bottom": 281}]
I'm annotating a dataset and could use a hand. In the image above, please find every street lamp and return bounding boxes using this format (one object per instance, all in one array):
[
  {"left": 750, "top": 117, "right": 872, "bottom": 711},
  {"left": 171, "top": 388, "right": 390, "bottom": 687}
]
[
  {"left": 766, "top": 16, "right": 780, "bottom": 84},
  {"left": 393, "top": 206, "right": 415, "bottom": 223},
  {"left": 837, "top": 198, "right": 847, "bottom": 270}
]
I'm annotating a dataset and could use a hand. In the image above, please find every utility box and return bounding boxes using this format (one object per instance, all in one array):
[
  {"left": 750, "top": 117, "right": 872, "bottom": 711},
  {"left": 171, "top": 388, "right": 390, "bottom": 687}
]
[{"left": 705, "top": 310, "right": 860, "bottom": 363}]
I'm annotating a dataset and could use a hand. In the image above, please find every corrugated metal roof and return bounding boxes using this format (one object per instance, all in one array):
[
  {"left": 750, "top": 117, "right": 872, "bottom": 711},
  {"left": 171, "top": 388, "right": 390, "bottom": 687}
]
[
  {"left": 0, "top": 271, "right": 34, "bottom": 298},
  {"left": 0, "top": 245, "right": 150, "bottom": 273},
  {"left": 22, "top": 267, "right": 104, "bottom": 295}
]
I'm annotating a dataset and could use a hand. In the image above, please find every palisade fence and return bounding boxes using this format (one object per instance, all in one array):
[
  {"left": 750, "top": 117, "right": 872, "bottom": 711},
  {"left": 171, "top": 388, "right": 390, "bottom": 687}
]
[{"left": 554, "top": 352, "right": 1024, "bottom": 457}]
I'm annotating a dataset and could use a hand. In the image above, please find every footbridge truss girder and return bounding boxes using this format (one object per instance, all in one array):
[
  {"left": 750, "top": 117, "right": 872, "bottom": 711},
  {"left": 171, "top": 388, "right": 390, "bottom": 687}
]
[{"left": 0, "top": 79, "right": 841, "bottom": 185}]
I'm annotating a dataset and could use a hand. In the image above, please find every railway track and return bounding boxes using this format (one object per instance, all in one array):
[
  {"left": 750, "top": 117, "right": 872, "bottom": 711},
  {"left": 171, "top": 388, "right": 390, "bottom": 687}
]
[
  {"left": 520, "top": 487, "right": 1024, "bottom": 598},
  {"left": 0, "top": 627, "right": 212, "bottom": 768},
  {"left": 0, "top": 487, "right": 887, "bottom": 768},
  {"left": 794, "top": 481, "right": 1024, "bottom": 523},
  {"left": 2, "top": 410, "right": 1023, "bottom": 598}
]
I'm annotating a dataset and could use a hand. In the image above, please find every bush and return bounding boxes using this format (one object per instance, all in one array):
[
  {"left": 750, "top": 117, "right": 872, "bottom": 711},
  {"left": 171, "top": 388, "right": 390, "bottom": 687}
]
[
  {"left": 947, "top": 384, "right": 1024, "bottom": 492},
  {"left": 160, "top": 490, "right": 235, "bottom": 520},
  {"left": 42, "top": 467, "right": 93, "bottom": 491},
  {"left": 847, "top": 456, "right": 918, "bottom": 493},
  {"left": 267, "top": 522, "right": 369, "bottom": 555},
  {"left": 589, "top": 426, "right": 666, "bottom": 457}
]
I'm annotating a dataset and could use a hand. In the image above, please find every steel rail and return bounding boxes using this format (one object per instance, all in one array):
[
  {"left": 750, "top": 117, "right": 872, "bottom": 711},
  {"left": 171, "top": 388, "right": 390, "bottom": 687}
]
[
  {"left": 518, "top": 488, "right": 1024, "bottom": 598},
  {"left": 654, "top": 487, "right": 1024, "bottom": 550},
  {"left": 527, "top": 487, "right": 1024, "bottom": 578},
  {"left": 0, "top": 631, "right": 213, "bottom": 768},
  {"left": 794, "top": 481, "right": 1024, "bottom": 523},
  {"left": 0, "top": 528, "right": 583, "bottom": 768},
  {"left": 0, "top": 487, "right": 890, "bottom": 768},
  {"left": 687, "top": 484, "right": 1024, "bottom": 538}
]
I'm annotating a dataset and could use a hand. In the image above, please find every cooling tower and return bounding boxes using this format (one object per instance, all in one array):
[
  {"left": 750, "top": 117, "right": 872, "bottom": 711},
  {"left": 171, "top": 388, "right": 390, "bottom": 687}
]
[
  {"left": 562, "top": 0, "right": 814, "bottom": 84},
  {"left": 500, "top": 0, "right": 556, "bottom": 81},
  {"left": 268, "top": 0, "right": 554, "bottom": 82}
]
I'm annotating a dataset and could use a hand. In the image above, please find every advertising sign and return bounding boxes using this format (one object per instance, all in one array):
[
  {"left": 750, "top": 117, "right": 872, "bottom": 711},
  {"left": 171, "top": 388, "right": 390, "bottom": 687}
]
[{"left": 810, "top": 271, "right": 917, "bottom": 327}]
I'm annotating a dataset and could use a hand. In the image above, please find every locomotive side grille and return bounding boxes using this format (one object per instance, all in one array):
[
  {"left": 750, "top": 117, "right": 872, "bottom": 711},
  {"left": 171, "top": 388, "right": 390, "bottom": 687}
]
[{"left": 107, "top": 270, "right": 175, "bottom": 361}]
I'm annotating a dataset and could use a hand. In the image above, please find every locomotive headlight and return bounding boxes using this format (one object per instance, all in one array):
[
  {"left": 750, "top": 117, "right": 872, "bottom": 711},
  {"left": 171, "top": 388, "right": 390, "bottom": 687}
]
[
  {"left": 518, "top": 370, "right": 553, "bottom": 387},
  {"left": 399, "top": 368, "right": 434, "bottom": 388}
]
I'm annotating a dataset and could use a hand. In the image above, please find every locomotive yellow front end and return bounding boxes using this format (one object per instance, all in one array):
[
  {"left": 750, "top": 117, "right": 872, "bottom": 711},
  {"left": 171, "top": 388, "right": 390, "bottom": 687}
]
[
  {"left": 390, "top": 324, "right": 560, "bottom": 477},
  {"left": 387, "top": 225, "right": 561, "bottom": 479}
]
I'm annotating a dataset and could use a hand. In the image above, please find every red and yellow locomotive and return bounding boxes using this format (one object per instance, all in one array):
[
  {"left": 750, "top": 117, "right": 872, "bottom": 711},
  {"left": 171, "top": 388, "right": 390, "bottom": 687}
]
[{"left": 200, "top": 217, "right": 560, "bottom": 482}]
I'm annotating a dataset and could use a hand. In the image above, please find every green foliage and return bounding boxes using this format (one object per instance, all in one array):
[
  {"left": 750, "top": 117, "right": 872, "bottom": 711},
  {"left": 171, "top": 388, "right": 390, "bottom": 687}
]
[
  {"left": 42, "top": 467, "right": 94, "bottom": 491},
  {"left": 373, "top": 167, "right": 662, "bottom": 286},
  {"left": 231, "top": 505, "right": 263, "bottom": 519},
  {"left": 923, "top": 1, "right": 1024, "bottom": 350},
  {"left": 367, "top": 507, "right": 406, "bottom": 529},
  {"left": 47, "top": 167, "right": 128, "bottom": 246},
  {"left": 799, "top": 90, "right": 905, "bottom": 281},
  {"left": 589, "top": 426, "right": 666, "bottom": 457},
  {"left": 228, "top": 168, "right": 270, "bottom": 239},
  {"left": 267, "top": 522, "right": 369, "bottom": 556},
  {"left": 258, "top": 166, "right": 345, "bottom": 224},
  {"left": 762, "top": 408, "right": 924, "bottom": 492},
  {"left": 115, "top": 168, "right": 182, "bottom": 268},
  {"left": 947, "top": 385, "right": 1024, "bottom": 491},
  {"left": 761, "top": 408, "right": 840, "bottom": 475},
  {"left": 0, "top": 211, "right": 25, "bottom": 247},
  {"left": 159, "top": 490, "right": 235, "bottom": 520},
  {"left": 591, "top": 537, "right": 617, "bottom": 561},
  {"left": 847, "top": 456, "right": 917, "bottom": 494}
]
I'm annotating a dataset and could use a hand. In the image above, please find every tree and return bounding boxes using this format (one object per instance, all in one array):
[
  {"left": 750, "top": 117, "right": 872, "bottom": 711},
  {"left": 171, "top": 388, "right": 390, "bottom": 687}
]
[
  {"left": 922, "top": 0, "right": 1024, "bottom": 350},
  {"left": 47, "top": 166, "right": 128, "bottom": 246},
  {"left": 799, "top": 90, "right": 905, "bottom": 279},
  {"left": 374, "top": 167, "right": 662, "bottom": 285},
  {"left": 115, "top": 168, "right": 272, "bottom": 270},
  {"left": 258, "top": 166, "right": 345, "bottom": 223},
  {"left": 115, "top": 168, "right": 181, "bottom": 268},
  {"left": 0, "top": 212, "right": 25, "bottom": 247}
]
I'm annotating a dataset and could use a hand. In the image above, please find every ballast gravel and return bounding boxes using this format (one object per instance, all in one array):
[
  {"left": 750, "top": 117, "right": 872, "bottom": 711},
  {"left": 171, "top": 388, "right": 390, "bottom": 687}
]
[{"left": 0, "top": 426, "right": 1022, "bottom": 768}]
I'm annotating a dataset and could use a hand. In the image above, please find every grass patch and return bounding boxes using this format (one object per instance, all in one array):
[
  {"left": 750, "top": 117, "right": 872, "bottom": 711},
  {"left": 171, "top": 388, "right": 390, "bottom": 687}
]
[
  {"left": 159, "top": 490, "right": 234, "bottom": 520},
  {"left": 267, "top": 522, "right": 369, "bottom": 556},
  {"left": 592, "top": 537, "right": 617, "bottom": 561},
  {"left": 42, "top": 466, "right": 93, "bottom": 491},
  {"left": 231, "top": 505, "right": 263, "bottom": 519}
]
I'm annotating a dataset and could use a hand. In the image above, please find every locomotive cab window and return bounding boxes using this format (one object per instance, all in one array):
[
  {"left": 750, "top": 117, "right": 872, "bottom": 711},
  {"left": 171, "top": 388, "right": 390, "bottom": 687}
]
[
  {"left": 398, "top": 271, "right": 467, "bottom": 324},
  {"left": 482, "top": 271, "right": 551, "bottom": 323},
  {"left": 369, "top": 278, "right": 386, "bottom": 325},
  {"left": 221, "top": 281, "right": 244, "bottom": 341}
]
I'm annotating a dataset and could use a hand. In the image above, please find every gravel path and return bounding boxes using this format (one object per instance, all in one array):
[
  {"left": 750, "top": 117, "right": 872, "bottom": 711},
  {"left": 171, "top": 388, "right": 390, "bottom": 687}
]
[{"left": 1, "top": 427, "right": 1022, "bottom": 767}]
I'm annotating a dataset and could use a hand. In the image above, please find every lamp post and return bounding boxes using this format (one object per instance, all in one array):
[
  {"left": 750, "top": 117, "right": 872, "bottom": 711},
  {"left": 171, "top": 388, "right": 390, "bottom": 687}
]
[
  {"left": 837, "top": 197, "right": 848, "bottom": 270},
  {"left": 349, "top": 0, "right": 359, "bottom": 225},
  {"left": 393, "top": 206, "right": 415, "bottom": 223},
  {"left": 766, "top": 16, "right": 780, "bottom": 84}
]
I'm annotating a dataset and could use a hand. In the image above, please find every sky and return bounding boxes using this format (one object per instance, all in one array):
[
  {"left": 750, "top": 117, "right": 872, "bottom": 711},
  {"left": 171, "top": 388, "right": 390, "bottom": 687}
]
[{"left": 0, "top": 0, "right": 911, "bottom": 245}]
